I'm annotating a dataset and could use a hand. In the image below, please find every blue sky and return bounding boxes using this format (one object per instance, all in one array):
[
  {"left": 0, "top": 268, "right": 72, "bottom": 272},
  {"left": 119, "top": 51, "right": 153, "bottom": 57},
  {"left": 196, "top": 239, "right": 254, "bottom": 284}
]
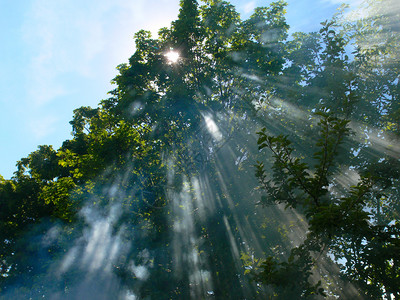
[{"left": 0, "top": 0, "right": 359, "bottom": 179}]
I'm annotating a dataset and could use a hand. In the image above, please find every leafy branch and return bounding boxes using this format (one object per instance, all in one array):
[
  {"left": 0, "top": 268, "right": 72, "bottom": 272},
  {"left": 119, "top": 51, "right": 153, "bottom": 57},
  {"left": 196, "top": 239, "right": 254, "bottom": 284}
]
[{"left": 256, "top": 111, "right": 350, "bottom": 211}]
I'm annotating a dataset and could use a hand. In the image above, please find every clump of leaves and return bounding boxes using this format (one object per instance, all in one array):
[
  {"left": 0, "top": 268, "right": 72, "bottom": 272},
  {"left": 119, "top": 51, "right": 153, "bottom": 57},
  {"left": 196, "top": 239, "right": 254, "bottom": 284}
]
[{"left": 254, "top": 111, "right": 400, "bottom": 298}]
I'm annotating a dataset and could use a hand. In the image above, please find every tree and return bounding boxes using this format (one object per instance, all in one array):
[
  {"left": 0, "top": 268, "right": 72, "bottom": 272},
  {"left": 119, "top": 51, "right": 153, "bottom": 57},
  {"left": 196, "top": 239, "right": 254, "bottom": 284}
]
[
  {"left": 254, "top": 113, "right": 400, "bottom": 298},
  {"left": 1, "top": 0, "right": 399, "bottom": 298},
  {"left": 251, "top": 1, "right": 400, "bottom": 297}
]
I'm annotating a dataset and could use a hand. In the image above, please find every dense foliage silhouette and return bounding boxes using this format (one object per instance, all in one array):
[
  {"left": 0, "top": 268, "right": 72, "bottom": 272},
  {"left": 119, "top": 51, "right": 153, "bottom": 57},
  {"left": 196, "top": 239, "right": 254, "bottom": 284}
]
[{"left": 0, "top": 0, "right": 399, "bottom": 298}]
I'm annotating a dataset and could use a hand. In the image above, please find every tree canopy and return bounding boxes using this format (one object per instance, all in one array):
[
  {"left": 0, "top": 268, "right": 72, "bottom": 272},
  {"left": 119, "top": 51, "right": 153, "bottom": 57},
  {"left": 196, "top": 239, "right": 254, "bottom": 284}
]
[{"left": 0, "top": 0, "right": 399, "bottom": 299}]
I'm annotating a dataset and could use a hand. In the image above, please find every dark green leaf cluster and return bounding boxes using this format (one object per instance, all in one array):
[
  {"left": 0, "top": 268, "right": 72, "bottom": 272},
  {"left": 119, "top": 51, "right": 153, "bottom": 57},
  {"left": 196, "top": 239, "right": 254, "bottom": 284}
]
[{"left": 255, "top": 109, "right": 400, "bottom": 298}]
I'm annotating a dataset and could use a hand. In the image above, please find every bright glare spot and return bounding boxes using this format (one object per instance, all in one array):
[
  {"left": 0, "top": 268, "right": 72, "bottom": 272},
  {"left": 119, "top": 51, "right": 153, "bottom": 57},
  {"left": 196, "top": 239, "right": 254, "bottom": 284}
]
[
  {"left": 130, "top": 264, "right": 149, "bottom": 280},
  {"left": 165, "top": 50, "right": 180, "bottom": 63},
  {"left": 204, "top": 115, "right": 222, "bottom": 141}
]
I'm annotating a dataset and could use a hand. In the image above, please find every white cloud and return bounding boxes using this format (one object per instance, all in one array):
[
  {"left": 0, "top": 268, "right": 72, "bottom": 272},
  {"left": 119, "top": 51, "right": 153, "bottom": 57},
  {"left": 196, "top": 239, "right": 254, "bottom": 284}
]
[
  {"left": 243, "top": 1, "right": 256, "bottom": 14},
  {"left": 21, "top": 0, "right": 179, "bottom": 106},
  {"left": 321, "top": 0, "right": 364, "bottom": 8},
  {"left": 12, "top": 0, "right": 179, "bottom": 146}
]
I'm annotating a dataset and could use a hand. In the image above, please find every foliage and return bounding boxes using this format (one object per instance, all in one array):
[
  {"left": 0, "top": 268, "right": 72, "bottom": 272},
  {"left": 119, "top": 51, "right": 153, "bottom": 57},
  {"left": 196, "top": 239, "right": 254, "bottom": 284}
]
[
  {"left": 0, "top": 0, "right": 399, "bottom": 298},
  {"left": 255, "top": 111, "right": 400, "bottom": 298}
]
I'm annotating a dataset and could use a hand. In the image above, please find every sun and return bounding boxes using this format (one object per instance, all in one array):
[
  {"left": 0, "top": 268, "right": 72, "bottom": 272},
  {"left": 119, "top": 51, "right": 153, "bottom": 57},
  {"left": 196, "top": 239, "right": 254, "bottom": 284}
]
[{"left": 165, "top": 50, "right": 180, "bottom": 64}]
